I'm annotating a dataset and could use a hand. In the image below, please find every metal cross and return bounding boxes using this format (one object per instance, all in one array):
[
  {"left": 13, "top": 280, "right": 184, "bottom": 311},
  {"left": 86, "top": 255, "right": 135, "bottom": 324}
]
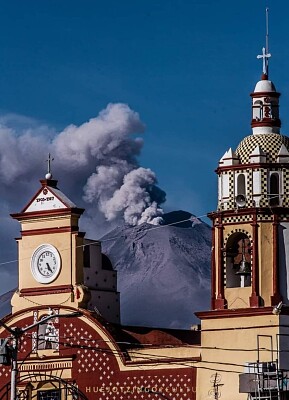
[
  {"left": 46, "top": 153, "right": 54, "bottom": 175},
  {"left": 257, "top": 47, "right": 271, "bottom": 75}
]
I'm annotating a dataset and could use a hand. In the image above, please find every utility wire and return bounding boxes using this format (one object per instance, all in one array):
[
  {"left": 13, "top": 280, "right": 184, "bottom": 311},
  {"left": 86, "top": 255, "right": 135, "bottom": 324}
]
[
  {"left": 10, "top": 320, "right": 286, "bottom": 356},
  {"left": 18, "top": 339, "right": 245, "bottom": 375},
  {"left": 15, "top": 336, "right": 274, "bottom": 375},
  {"left": 0, "top": 214, "right": 207, "bottom": 268},
  {"left": 20, "top": 321, "right": 284, "bottom": 350}
]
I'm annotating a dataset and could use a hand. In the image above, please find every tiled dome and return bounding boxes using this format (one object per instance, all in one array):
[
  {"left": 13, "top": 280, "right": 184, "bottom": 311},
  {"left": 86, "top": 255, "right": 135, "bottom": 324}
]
[{"left": 236, "top": 133, "right": 289, "bottom": 163}]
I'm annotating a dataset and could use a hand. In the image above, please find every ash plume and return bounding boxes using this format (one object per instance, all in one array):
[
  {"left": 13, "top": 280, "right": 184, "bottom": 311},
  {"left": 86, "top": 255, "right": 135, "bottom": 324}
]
[
  {"left": 85, "top": 167, "right": 164, "bottom": 226},
  {"left": 0, "top": 103, "right": 166, "bottom": 236}
]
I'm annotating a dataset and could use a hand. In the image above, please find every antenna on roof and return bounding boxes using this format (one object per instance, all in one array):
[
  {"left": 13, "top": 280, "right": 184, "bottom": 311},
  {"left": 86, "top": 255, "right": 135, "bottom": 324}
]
[
  {"left": 257, "top": 7, "right": 271, "bottom": 77},
  {"left": 265, "top": 7, "right": 270, "bottom": 74}
]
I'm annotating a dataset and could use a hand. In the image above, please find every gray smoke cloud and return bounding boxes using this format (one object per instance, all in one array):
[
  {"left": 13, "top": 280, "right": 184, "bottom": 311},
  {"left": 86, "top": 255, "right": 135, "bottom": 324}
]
[
  {"left": 0, "top": 104, "right": 166, "bottom": 293},
  {"left": 0, "top": 103, "right": 166, "bottom": 238},
  {"left": 53, "top": 103, "right": 165, "bottom": 227},
  {"left": 85, "top": 167, "right": 164, "bottom": 226}
]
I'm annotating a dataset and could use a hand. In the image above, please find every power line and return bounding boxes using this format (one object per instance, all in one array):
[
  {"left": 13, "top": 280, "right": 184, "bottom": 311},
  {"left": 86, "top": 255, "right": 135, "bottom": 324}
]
[
  {"left": 19, "top": 324, "right": 284, "bottom": 354},
  {"left": 14, "top": 334, "right": 277, "bottom": 375},
  {"left": 17, "top": 338, "right": 245, "bottom": 375},
  {"left": 8, "top": 317, "right": 286, "bottom": 356},
  {"left": 0, "top": 213, "right": 208, "bottom": 268}
]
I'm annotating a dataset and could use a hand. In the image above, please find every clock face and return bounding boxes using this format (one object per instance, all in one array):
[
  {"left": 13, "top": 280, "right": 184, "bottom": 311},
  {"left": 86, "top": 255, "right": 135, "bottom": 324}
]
[
  {"left": 31, "top": 244, "right": 61, "bottom": 284},
  {"left": 37, "top": 251, "right": 58, "bottom": 277}
]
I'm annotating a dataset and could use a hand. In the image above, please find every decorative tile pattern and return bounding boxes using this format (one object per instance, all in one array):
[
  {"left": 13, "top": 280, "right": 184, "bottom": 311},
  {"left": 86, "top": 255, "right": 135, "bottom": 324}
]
[
  {"left": 0, "top": 365, "right": 9, "bottom": 379},
  {"left": 236, "top": 133, "right": 289, "bottom": 164},
  {"left": 63, "top": 321, "right": 195, "bottom": 400},
  {"left": 257, "top": 214, "right": 273, "bottom": 221},
  {"left": 218, "top": 165, "right": 289, "bottom": 211},
  {"left": 283, "top": 168, "right": 289, "bottom": 207},
  {"left": 223, "top": 215, "right": 252, "bottom": 224},
  {"left": 258, "top": 169, "right": 268, "bottom": 207},
  {"left": 246, "top": 170, "right": 255, "bottom": 207},
  {"left": 64, "top": 322, "right": 101, "bottom": 374},
  {"left": 227, "top": 171, "right": 235, "bottom": 209},
  {"left": 280, "top": 214, "right": 289, "bottom": 221}
]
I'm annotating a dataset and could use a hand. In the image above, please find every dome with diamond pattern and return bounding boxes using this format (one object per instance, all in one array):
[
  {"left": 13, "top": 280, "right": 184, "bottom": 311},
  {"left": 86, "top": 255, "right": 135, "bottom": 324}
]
[{"left": 235, "top": 133, "right": 289, "bottom": 163}]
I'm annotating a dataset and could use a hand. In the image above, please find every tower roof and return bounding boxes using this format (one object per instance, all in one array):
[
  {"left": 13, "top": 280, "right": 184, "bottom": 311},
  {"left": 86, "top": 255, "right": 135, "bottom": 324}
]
[
  {"left": 236, "top": 133, "right": 289, "bottom": 164},
  {"left": 253, "top": 77, "right": 276, "bottom": 93},
  {"left": 11, "top": 177, "right": 83, "bottom": 219}
]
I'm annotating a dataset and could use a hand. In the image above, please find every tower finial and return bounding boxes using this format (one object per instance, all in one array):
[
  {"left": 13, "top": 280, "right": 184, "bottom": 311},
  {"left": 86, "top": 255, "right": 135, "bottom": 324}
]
[
  {"left": 266, "top": 7, "right": 269, "bottom": 57},
  {"left": 45, "top": 153, "right": 54, "bottom": 179},
  {"left": 257, "top": 7, "right": 271, "bottom": 77}
]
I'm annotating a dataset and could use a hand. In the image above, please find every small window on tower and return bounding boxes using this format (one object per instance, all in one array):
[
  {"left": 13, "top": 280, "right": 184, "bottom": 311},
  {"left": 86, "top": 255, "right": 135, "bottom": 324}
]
[
  {"left": 237, "top": 174, "right": 246, "bottom": 196},
  {"left": 269, "top": 173, "right": 279, "bottom": 206},
  {"left": 271, "top": 99, "right": 279, "bottom": 119},
  {"left": 253, "top": 100, "right": 263, "bottom": 120}
]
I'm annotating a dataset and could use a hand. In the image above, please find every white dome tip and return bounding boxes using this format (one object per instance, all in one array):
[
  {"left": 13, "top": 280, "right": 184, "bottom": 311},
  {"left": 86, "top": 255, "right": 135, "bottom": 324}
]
[{"left": 254, "top": 79, "right": 276, "bottom": 93}]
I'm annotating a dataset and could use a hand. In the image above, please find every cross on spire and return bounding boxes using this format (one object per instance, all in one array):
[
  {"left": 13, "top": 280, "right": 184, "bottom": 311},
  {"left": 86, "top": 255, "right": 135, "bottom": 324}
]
[
  {"left": 257, "top": 8, "right": 271, "bottom": 76},
  {"left": 257, "top": 47, "right": 271, "bottom": 76},
  {"left": 45, "top": 153, "right": 54, "bottom": 179}
]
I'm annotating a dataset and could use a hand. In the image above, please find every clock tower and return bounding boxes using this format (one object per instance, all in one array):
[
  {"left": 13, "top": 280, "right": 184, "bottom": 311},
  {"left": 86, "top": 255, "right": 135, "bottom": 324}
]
[{"left": 10, "top": 167, "right": 90, "bottom": 313}]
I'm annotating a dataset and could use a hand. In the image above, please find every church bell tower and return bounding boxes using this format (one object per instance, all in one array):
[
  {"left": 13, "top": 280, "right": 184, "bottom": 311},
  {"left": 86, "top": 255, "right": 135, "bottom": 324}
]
[
  {"left": 209, "top": 37, "right": 289, "bottom": 311},
  {"left": 196, "top": 14, "right": 289, "bottom": 400}
]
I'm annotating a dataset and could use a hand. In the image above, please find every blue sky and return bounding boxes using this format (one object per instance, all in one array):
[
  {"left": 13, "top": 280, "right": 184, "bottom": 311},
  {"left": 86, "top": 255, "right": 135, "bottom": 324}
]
[
  {"left": 1, "top": 0, "right": 286, "bottom": 217},
  {"left": 0, "top": 0, "right": 288, "bottom": 291},
  {"left": 0, "top": 0, "right": 289, "bottom": 215}
]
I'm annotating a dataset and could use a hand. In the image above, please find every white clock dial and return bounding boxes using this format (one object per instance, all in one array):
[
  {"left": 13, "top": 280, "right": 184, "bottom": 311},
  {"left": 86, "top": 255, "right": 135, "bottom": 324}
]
[
  {"left": 31, "top": 244, "right": 61, "bottom": 284},
  {"left": 37, "top": 251, "right": 58, "bottom": 277}
]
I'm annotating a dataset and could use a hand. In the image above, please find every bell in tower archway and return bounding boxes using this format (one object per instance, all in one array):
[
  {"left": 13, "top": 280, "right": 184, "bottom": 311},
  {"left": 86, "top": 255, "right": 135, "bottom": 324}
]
[{"left": 235, "top": 238, "right": 251, "bottom": 287}]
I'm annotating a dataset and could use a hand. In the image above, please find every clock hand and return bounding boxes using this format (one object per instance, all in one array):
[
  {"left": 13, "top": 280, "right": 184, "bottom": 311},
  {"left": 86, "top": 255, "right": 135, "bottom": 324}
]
[{"left": 46, "top": 263, "right": 53, "bottom": 273}]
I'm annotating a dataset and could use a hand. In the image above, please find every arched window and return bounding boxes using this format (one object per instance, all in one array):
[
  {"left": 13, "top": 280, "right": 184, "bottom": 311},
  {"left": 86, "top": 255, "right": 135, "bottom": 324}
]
[
  {"left": 269, "top": 173, "right": 279, "bottom": 206},
  {"left": 271, "top": 99, "right": 279, "bottom": 119},
  {"left": 225, "top": 233, "right": 251, "bottom": 288},
  {"left": 253, "top": 100, "right": 263, "bottom": 120},
  {"left": 237, "top": 174, "right": 246, "bottom": 196}
]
